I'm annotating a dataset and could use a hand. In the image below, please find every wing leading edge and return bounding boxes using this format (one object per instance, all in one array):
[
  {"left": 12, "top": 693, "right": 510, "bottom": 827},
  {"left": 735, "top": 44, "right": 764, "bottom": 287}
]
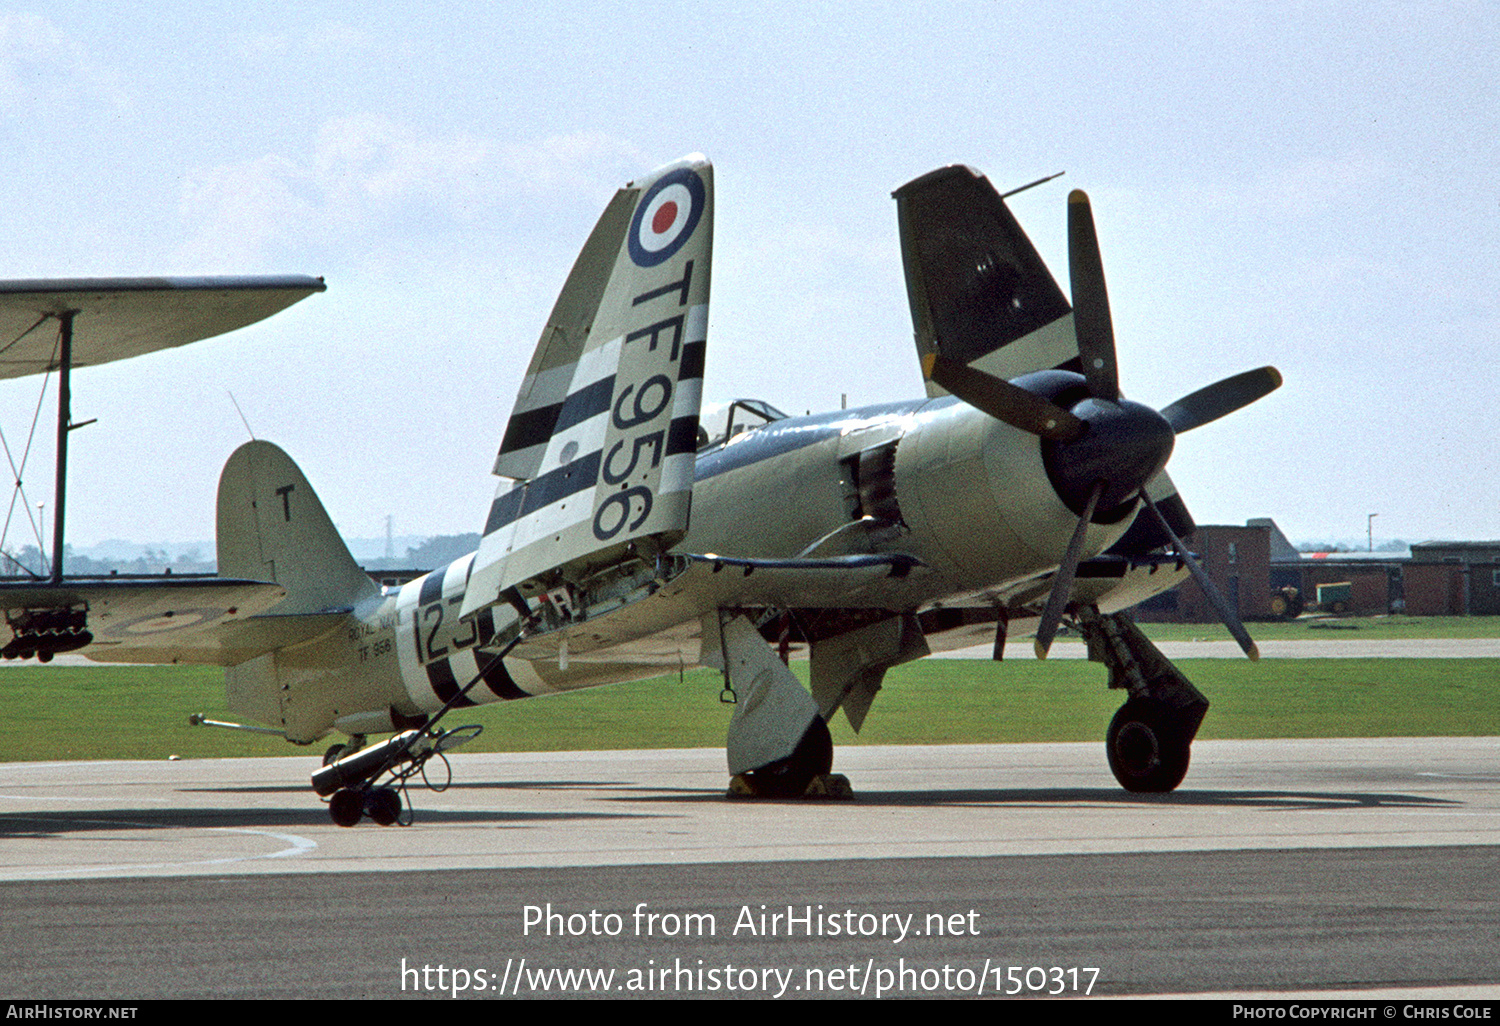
[{"left": 0, "top": 275, "right": 326, "bottom": 380}]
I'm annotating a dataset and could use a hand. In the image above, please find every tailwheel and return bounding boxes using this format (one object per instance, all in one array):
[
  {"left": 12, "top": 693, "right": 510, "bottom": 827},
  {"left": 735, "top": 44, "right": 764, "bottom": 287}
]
[
  {"left": 322, "top": 735, "right": 367, "bottom": 766},
  {"left": 328, "top": 787, "right": 365, "bottom": 827},
  {"left": 1106, "top": 697, "right": 1192, "bottom": 793},
  {"left": 365, "top": 786, "right": 402, "bottom": 826}
]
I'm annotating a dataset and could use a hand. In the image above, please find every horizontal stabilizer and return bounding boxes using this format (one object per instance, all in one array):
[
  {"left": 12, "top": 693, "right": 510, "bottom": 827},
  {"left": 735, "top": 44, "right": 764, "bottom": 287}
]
[{"left": 0, "top": 275, "right": 324, "bottom": 379}]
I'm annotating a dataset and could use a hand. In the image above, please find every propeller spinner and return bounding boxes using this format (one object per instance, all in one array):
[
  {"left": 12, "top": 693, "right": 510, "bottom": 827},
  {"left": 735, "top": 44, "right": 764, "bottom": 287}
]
[{"left": 910, "top": 185, "right": 1280, "bottom": 659}]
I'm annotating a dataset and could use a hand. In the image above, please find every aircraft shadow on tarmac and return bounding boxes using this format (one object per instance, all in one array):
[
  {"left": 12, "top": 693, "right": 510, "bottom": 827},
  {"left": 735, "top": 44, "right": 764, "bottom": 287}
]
[
  {"left": 602, "top": 785, "right": 1463, "bottom": 812},
  {"left": 177, "top": 778, "right": 624, "bottom": 795},
  {"left": 175, "top": 778, "right": 1469, "bottom": 813},
  {"left": 0, "top": 804, "right": 664, "bottom": 835},
  {"left": 0, "top": 783, "right": 1461, "bottom": 838}
]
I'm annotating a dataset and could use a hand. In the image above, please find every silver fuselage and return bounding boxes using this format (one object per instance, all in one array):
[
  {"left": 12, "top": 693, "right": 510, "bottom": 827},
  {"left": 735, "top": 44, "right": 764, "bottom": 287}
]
[{"left": 242, "top": 397, "right": 1179, "bottom": 742}]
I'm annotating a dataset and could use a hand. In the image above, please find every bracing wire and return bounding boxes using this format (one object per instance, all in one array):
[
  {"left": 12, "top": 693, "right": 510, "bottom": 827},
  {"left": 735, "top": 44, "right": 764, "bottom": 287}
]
[{"left": 0, "top": 323, "right": 60, "bottom": 577}]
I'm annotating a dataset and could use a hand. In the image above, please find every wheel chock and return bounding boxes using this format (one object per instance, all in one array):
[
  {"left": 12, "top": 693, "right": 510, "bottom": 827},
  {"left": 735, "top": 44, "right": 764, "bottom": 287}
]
[
  {"left": 725, "top": 772, "right": 854, "bottom": 800},
  {"left": 804, "top": 773, "right": 853, "bottom": 799}
]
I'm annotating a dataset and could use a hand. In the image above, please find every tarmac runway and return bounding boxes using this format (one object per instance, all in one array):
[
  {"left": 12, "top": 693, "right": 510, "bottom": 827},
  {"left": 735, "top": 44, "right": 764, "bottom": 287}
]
[{"left": 2, "top": 737, "right": 1497, "bottom": 999}]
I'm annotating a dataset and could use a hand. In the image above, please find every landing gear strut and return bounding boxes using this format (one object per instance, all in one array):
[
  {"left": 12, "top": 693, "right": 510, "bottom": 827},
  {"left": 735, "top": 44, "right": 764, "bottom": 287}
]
[
  {"left": 728, "top": 716, "right": 844, "bottom": 798},
  {"left": 322, "top": 736, "right": 367, "bottom": 766},
  {"left": 1079, "top": 608, "right": 1209, "bottom": 793},
  {"left": 709, "top": 612, "right": 852, "bottom": 800}
]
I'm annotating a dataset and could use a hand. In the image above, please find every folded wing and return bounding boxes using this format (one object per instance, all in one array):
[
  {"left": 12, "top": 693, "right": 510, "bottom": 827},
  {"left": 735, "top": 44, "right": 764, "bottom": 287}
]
[{"left": 463, "top": 156, "right": 713, "bottom": 618}]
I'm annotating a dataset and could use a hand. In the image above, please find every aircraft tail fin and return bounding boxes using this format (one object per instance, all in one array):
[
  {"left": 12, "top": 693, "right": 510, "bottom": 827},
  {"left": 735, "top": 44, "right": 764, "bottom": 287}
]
[
  {"left": 216, "top": 440, "right": 379, "bottom": 615},
  {"left": 894, "top": 165, "right": 1077, "bottom": 391},
  {"left": 462, "top": 155, "right": 713, "bottom": 618}
]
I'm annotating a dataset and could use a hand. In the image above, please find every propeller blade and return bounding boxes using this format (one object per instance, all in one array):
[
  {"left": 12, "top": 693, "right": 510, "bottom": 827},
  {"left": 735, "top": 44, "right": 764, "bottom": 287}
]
[
  {"left": 1067, "top": 189, "right": 1120, "bottom": 401},
  {"left": 924, "top": 352, "right": 1086, "bottom": 441},
  {"left": 1143, "top": 494, "right": 1260, "bottom": 660},
  {"left": 1160, "top": 366, "right": 1283, "bottom": 434},
  {"left": 1033, "top": 479, "right": 1105, "bottom": 659}
]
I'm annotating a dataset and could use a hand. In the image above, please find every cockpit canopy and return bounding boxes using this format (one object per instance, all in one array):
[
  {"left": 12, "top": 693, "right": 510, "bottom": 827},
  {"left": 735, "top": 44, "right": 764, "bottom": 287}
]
[{"left": 696, "top": 399, "right": 789, "bottom": 450}]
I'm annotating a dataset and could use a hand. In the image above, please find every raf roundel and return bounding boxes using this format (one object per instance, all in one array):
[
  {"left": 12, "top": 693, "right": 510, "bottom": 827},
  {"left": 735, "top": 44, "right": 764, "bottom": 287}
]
[{"left": 628, "top": 167, "right": 705, "bottom": 268}]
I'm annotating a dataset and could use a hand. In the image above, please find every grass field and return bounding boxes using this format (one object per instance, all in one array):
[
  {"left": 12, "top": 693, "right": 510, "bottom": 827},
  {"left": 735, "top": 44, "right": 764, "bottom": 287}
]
[
  {"left": 1, "top": 651, "right": 1496, "bottom": 763},
  {"left": 1134, "top": 614, "right": 1500, "bottom": 641}
]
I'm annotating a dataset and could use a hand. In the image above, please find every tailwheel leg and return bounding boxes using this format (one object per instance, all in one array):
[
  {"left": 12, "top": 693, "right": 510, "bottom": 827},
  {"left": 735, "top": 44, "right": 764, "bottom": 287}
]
[
  {"left": 727, "top": 716, "right": 851, "bottom": 800},
  {"left": 322, "top": 735, "right": 367, "bottom": 766}
]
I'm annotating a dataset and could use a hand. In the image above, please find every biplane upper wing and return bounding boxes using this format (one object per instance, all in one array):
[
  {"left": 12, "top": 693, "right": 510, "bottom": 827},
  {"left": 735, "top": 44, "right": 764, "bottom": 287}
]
[
  {"left": 463, "top": 155, "right": 713, "bottom": 618},
  {"left": 0, "top": 275, "right": 325, "bottom": 379},
  {"left": 0, "top": 275, "right": 331, "bottom": 665}
]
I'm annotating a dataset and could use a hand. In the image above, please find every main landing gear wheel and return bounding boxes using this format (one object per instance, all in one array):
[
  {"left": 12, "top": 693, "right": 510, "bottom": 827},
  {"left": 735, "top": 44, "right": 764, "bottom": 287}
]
[
  {"left": 730, "top": 716, "right": 836, "bottom": 799},
  {"left": 1106, "top": 697, "right": 1192, "bottom": 793}
]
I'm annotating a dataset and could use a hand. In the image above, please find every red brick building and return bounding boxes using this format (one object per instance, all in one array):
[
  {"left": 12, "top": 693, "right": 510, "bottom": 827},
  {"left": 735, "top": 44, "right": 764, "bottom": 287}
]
[
  {"left": 1130, "top": 520, "right": 1500, "bottom": 622},
  {"left": 1134, "top": 523, "right": 1273, "bottom": 622},
  {"left": 1404, "top": 542, "right": 1500, "bottom": 615}
]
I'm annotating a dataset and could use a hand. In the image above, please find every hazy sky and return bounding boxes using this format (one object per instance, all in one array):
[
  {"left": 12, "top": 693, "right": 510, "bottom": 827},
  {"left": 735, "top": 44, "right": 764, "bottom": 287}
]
[{"left": 0, "top": 1, "right": 1495, "bottom": 555}]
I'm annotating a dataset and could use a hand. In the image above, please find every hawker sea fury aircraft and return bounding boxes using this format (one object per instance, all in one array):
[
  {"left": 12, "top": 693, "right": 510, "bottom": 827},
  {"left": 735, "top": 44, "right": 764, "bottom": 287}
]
[{"left": 0, "top": 156, "right": 1280, "bottom": 826}]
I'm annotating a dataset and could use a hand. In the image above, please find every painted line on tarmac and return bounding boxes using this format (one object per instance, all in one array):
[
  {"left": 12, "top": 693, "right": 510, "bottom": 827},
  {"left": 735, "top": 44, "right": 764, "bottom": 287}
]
[{"left": 3, "top": 815, "right": 317, "bottom": 877}]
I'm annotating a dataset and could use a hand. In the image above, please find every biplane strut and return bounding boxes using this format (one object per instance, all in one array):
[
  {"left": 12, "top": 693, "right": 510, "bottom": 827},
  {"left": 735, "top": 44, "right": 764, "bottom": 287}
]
[{"left": 0, "top": 276, "right": 327, "bottom": 659}]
